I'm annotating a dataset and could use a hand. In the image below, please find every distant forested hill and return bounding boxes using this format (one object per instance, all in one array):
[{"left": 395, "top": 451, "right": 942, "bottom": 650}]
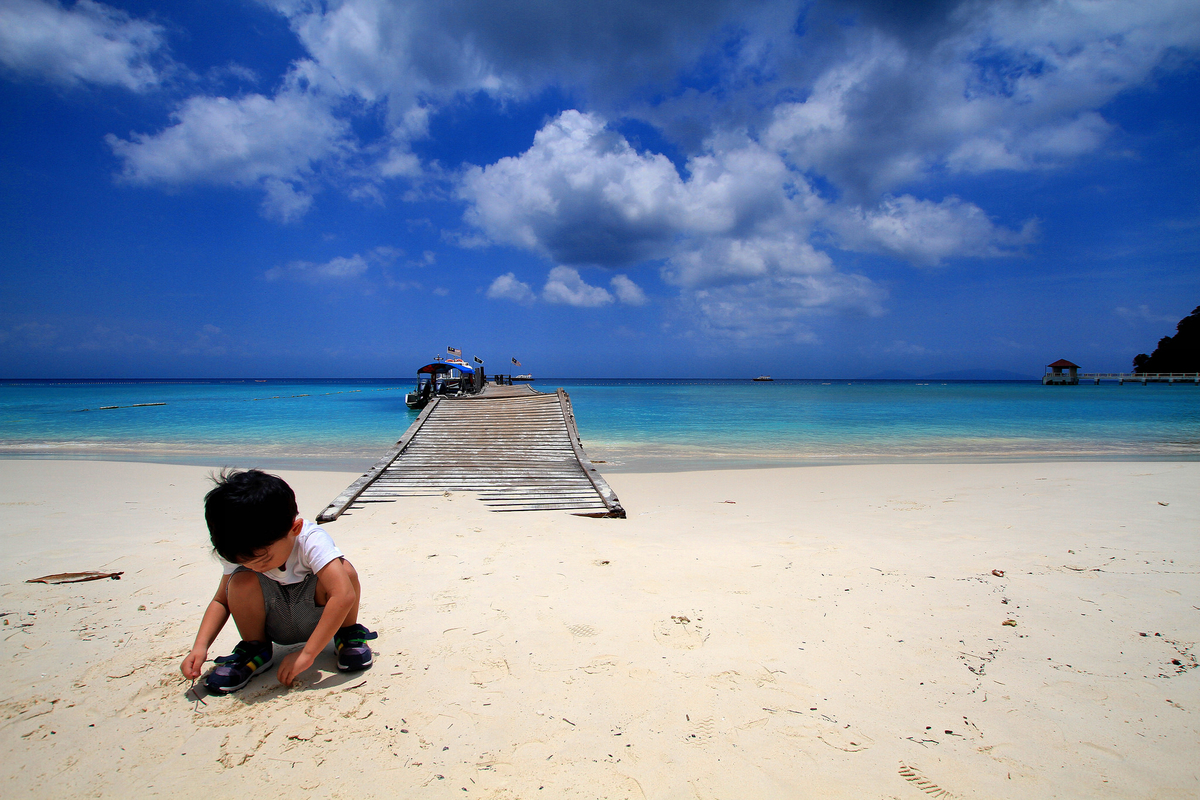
[{"left": 1133, "top": 306, "right": 1200, "bottom": 373}]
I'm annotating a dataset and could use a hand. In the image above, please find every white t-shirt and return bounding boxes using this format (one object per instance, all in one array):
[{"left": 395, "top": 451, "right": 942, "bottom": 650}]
[{"left": 220, "top": 519, "right": 344, "bottom": 585}]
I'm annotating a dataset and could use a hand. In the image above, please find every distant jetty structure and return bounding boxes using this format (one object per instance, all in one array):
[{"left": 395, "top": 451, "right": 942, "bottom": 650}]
[
  {"left": 1043, "top": 359, "right": 1200, "bottom": 385},
  {"left": 317, "top": 382, "right": 624, "bottom": 521},
  {"left": 1043, "top": 359, "right": 1080, "bottom": 385}
]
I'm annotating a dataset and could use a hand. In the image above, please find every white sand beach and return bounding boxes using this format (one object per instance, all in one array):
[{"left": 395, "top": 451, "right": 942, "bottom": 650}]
[{"left": 1, "top": 458, "right": 1197, "bottom": 798}]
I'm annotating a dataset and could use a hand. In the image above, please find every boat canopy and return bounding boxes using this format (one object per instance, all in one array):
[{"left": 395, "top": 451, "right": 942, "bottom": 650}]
[{"left": 416, "top": 361, "right": 475, "bottom": 375}]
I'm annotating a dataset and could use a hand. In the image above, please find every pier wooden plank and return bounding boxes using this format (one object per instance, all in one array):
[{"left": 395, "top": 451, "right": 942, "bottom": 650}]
[
  {"left": 555, "top": 388, "right": 625, "bottom": 518},
  {"left": 317, "top": 382, "right": 624, "bottom": 521},
  {"left": 315, "top": 397, "right": 442, "bottom": 522}
]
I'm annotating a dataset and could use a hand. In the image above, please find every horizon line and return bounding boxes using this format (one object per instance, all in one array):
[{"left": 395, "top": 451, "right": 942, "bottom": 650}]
[{"left": 0, "top": 375, "right": 1043, "bottom": 383}]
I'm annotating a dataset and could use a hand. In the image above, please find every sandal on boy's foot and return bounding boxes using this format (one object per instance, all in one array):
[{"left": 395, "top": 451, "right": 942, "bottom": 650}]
[
  {"left": 205, "top": 640, "right": 273, "bottom": 694},
  {"left": 334, "top": 624, "right": 378, "bottom": 671}
]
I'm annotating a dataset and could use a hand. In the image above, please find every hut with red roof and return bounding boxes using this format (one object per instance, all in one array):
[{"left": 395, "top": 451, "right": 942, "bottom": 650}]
[{"left": 1043, "top": 358, "right": 1080, "bottom": 385}]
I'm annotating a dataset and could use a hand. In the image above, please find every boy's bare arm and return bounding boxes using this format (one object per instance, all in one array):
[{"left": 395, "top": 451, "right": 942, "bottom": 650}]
[
  {"left": 181, "top": 574, "right": 232, "bottom": 679},
  {"left": 277, "top": 558, "right": 356, "bottom": 686}
]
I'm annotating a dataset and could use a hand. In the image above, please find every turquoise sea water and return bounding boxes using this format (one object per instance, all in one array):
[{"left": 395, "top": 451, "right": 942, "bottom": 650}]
[{"left": 1, "top": 378, "right": 1198, "bottom": 472}]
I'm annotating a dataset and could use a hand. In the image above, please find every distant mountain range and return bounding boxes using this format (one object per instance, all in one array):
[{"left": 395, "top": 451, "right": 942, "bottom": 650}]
[{"left": 862, "top": 369, "right": 1039, "bottom": 381}]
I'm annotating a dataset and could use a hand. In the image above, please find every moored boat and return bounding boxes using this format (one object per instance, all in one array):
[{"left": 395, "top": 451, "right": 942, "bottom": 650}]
[
  {"left": 512, "top": 374, "right": 534, "bottom": 381},
  {"left": 405, "top": 359, "right": 482, "bottom": 409}
]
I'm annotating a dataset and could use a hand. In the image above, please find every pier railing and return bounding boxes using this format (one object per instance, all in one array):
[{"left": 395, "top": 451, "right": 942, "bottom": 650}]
[{"left": 1080, "top": 373, "right": 1199, "bottom": 384}]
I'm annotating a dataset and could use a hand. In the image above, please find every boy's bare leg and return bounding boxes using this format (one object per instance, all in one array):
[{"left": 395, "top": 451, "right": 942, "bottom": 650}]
[
  {"left": 315, "top": 559, "right": 360, "bottom": 627},
  {"left": 226, "top": 570, "right": 269, "bottom": 642}
]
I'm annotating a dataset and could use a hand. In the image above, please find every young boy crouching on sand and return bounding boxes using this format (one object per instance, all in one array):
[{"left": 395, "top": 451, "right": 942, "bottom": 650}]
[{"left": 180, "top": 469, "right": 377, "bottom": 694}]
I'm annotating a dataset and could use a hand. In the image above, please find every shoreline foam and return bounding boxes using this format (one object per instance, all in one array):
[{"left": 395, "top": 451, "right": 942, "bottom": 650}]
[{"left": 2, "top": 443, "right": 1199, "bottom": 475}]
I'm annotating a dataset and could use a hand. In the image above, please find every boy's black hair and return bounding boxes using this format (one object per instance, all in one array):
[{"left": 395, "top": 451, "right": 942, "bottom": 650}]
[{"left": 205, "top": 469, "right": 299, "bottom": 564}]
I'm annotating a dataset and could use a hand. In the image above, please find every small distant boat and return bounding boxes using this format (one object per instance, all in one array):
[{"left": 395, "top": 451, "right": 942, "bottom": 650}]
[
  {"left": 512, "top": 374, "right": 534, "bottom": 381},
  {"left": 405, "top": 359, "right": 481, "bottom": 409},
  {"left": 753, "top": 375, "right": 773, "bottom": 381}
]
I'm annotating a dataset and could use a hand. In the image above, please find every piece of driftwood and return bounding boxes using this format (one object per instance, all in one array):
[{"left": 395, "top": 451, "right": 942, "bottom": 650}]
[{"left": 27, "top": 571, "right": 124, "bottom": 584}]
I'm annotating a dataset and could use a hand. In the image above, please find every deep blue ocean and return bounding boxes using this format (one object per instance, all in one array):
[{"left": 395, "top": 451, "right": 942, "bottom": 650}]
[{"left": 1, "top": 378, "right": 1198, "bottom": 472}]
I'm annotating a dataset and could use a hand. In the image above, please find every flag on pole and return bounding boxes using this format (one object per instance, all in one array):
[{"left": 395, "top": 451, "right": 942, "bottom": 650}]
[
  {"left": 473, "top": 356, "right": 483, "bottom": 364},
  {"left": 447, "top": 346, "right": 461, "bottom": 356},
  {"left": 511, "top": 357, "right": 521, "bottom": 366}
]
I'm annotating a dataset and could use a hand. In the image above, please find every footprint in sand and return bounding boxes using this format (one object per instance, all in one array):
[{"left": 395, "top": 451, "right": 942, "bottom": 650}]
[
  {"left": 471, "top": 659, "right": 510, "bottom": 685},
  {"left": 433, "top": 589, "right": 460, "bottom": 613},
  {"left": 653, "top": 616, "right": 708, "bottom": 649},
  {"left": 567, "top": 623, "right": 598, "bottom": 638},
  {"left": 777, "top": 715, "right": 874, "bottom": 753},
  {"left": 888, "top": 500, "right": 929, "bottom": 512},
  {"left": 581, "top": 655, "right": 618, "bottom": 675},
  {"left": 898, "top": 762, "right": 957, "bottom": 798},
  {"left": 817, "top": 724, "right": 873, "bottom": 752}
]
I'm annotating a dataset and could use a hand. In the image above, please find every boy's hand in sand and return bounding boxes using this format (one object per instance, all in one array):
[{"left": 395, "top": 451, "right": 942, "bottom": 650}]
[
  {"left": 277, "top": 650, "right": 315, "bottom": 686},
  {"left": 181, "top": 647, "right": 207, "bottom": 680}
]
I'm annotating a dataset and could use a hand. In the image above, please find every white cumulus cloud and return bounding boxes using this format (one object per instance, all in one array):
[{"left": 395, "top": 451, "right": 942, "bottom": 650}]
[
  {"left": 662, "top": 232, "right": 834, "bottom": 290},
  {"left": 459, "top": 110, "right": 892, "bottom": 335},
  {"left": 107, "top": 83, "right": 352, "bottom": 222},
  {"left": 461, "top": 110, "right": 687, "bottom": 266},
  {"left": 764, "top": 0, "right": 1200, "bottom": 195},
  {"left": 542, "top": 266, "right": 613, "bottom": 307},
  {"left": 0, "top": 0, "right": 168, "bottom": 91},
  {"left": 829, "top": 195, "right": 1038, "bottom": 266},
  {"left": 680, "top": 270, "right": 885, "bottom": 344},
  {"left": 610, "top": 274, "right": 648, "bottom": 306},
  {"left": 20, "top": 0, "right": 1199, "bottom": 345},
  {"left": 486, "top": 272, "right": 536, "bottom": 304}
]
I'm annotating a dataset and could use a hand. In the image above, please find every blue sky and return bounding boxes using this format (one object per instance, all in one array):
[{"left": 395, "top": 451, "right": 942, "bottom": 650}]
[{"left": 0, "top": 0, "right": 1197, "bottom": 378}]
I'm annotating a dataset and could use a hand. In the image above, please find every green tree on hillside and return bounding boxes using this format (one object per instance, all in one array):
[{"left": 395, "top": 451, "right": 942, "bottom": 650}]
[{"left": 1133, "top": 306, "right": 1200, "bottom": 373}]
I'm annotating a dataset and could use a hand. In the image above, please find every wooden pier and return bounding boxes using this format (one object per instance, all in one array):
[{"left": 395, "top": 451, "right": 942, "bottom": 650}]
[
  {"left": 1080, "top": 372, "right": 1200, "bottom": 385},
  {"left": 1046, "top": 372, "right": 1200, "bottom": 385},
  {"left": 316, "top": 384, "right": 625, "bottom": 521},
  {"left": 1044, "top": 359, "right": 1200, "bottom": 385}
]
